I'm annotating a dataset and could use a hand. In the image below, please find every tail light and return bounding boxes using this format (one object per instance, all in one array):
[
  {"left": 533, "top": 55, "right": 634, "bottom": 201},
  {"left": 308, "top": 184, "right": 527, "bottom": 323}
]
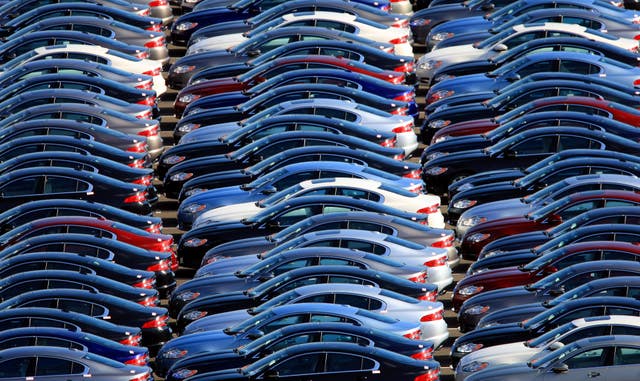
[
  {"left": 120, "top": 334, "right": 142, "bottom": 346},
  {"left": 137, "top": 96, "right": 157, "bottom": 106},
  {"left": 134, "top": 51, "right": 150, "bottom": 59},
  {"left": 149, "top": 0, "right": 168, "bottom": 6},
  {"left": 129, "top": 372, "right": 150, "bottom": 381},
  {"left": 139, "top": 294, "right": 159, "bottom": 306},
  {"left": 394, "top": 91, "right": 415, "bottom": 102},
  {"left": 420, "top": 309, "right": 443, "bottom": 322},
  {"left": 161, "top": 239, "right": 174, "bottom": 252},
  {"left": 132, "top": 277, "right": 156, "bottom": 289},
  {"left": 417, "top": 204, "right": 440, "bottom": 214},
  {"left": 392, "top": 123, "right": 414, "bottom": 134},
  {"left": 135, "top": 110, "right": 154, "bottom": 120},
  {"left": 432, "top": 235, "right": 454, "bottom": 248},
  {"left": 124, "top": 191, "right": 147, "bottom": 204},
  {"left": 147, "top": 259, "right": 170, "bottom": 272},
  {"left": 137, "top": 8, "right": 150, "bottom": 16},
  {"left": 132, "top": 175, "right": 154, "bottom": 186},
  {"left": 414, "top": 368, "right": 440, "bottom": 381},
  {"left": 138, "top": 124, "right": 159, "bottom": 137},
  {"left": 395, "top": 61, "right": 414, "bottom": 72},
  {"left": 389, "top": 74, "right": 405, "bottom": 85},
  {"left": 141, "top": 314, "right": 169, "bottom": 329},
  {"left": 125, "top": 352, "right": 149, "bottom": 366},
  {"left": 127, "top": 142, "right": 148, "bottom": 153},
  {"left": 145, "top": 223, "right": 163, "bottom": 234},
  {"left": 408, "top": 272, "right": 427, "bottom": 283},
  {"left": 410, "top": 185, "right": 424, "bottom": 194},
  {"left": 145, "top": 37, "right": 166, "bottom": 48},
  {"left": 418, "top": 290, "right": 438, "bottom": 302},
  {"left": 393, "top": 153, "right": 405, "bottom": 160},
  {"left": 146, "top": 24, "right": 162, "bottom": 32},
  {"left": 390, "top": 107, "right": 409, "bottom": 115},
  {"left": 403, "top": 169, "right": 422, "bottom": 179},
  {"left": 129, "top": 158, "right": 147, "bottom": 168},
  {"left": 135, "top": 81, "right": 154, "bottom": 90},
  {"left": 381, "top": 4, "right": 391, "bottom": 11},
  {"left": 390, "top": 35, "right": 409, "bottom": 44},
  {"left": 380, "top": 137, "right": 396, "bottom": 147},
  {"left": 634, "top": 79, "right": 640, "bottom": 87},
  {"left": 403, "top": 328, "right": 422, "bottom": 340},
  {"left": 391, "top": 19, "right": 409, "bottom": 28},
  {"left": 424, "top": 256, "right": 447, "bottom": 267},
  {"left": 143, "top": 67, "right": 162, "bottom": 76},
  {"left": 411, "top": 347, "right": 434, "bottom": 360},
  {"left": 170, "top": 252, "right": 179, "bottom": 271}
]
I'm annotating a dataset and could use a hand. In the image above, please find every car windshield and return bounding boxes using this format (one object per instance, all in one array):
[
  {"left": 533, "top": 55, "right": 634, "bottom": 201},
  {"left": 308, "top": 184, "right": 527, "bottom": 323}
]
[
  {"left": 526, "top": 321, "right": 576, "bottom": 348},
  {"left": 226, "top": 310, "right": 277, "bottom": 335},
  {"left": 545, "top": 283, "right": 596, "bottom": 308},
  {"left": 247, "top": 271, "right": 296, "bottom": 297},
  {"left": 250, "top": 289, "right": 301, "bottom": 315},
  {"left": 487, "top": 1, "right": 521, "bottom": 21},
  {"left": 236, "top": 58, "right": 280, "bottom": 83},
  {"left": 522, "top": 302, "right": 575, "bottom": 330},
  {"left": 235, "top": 328, "right": 284, "bottom": 356},
  {"left": 546, "top": 212, "right": 597, "bottom": 237},
  {"left": 238, "top": 104, "right": 286, "bottom": 127},
  {"left": 521, "top": 247, "right": 565, "bottom": 271},
  {"left": 526, "top": 196, "right": 573, "bottom": 221},
  {"left": 269, "top": 217, "right": 315, "bottom": 242},
  {"left": 262, "top": 236, "right": 308, "bottom": 258},
  {"left": 528, "top": 266, "right": 577, "bottom": 291},
  {"left": 483, "top": 130, "right": 528, "bottom": 156},
  {"left": 521, "top": 178, "right": 570, "bottom": 205},
  {"left": 475, "top": 26, "right": 514, "bottom": 49},
  {"left": 528, "top": 341, "right": 581, "bottom": 369},
  {"left": 259, "top": 184, "right": 305, "bottom": 207},
  {"left": 232, "top": 33, "right": 270, "bottom": 54},
  {"left": 247, "top": 17, "right": 287, "bottom": 37},
  {"left": 493, "top": 101, "right": 537, "bottom": 125},
  {"left": 237, "top": 253, "right": 287, "bottom": 277},
  {"left": 243, "top": 167, "right": 289, "bottom": 190},
  {"left": 487, "top": 54, "right": 530, "bottom": 77}
]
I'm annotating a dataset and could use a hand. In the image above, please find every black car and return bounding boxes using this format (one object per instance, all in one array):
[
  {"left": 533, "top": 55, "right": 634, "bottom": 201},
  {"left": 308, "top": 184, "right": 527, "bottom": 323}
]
[
  {"left": 450, "top": 296, "right": 640, "bottom": 366},
  {"left": 177, "top": 195, "right": 431, "bottom": 268},
  {"left": 0, "top": 233, "right": 175, "bottom": 296},
  {"left": 0, "top": 288, "right": 172, "bottom": 352},
  {"left": 169, "top": 264, "right": 438, "bottom": 319},
  {"left": 175, "top": 145, "right": 421, "bottom": 200},
  {"left": 163, "top": 131, "right": 404, "bottom": 197},
  {"left": 0, "top": 307, "right": 142, "bottom": 346},
  {"left": 158, "top": 114, "right": 399, "bottom": 179},
  {"left": 166, "top": 322, "right": 432, "bottom": 381},
  {"left": 422, "top": 127, "right": 640, "bottom": 194},
  {"left": 0, "top": 167, "right": 154, "bottom": 215}
]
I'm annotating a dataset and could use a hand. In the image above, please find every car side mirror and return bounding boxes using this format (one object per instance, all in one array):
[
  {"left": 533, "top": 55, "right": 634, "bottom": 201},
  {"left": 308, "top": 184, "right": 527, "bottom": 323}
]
[
  {"left": 492, "top": 43, "right": 507, "bottom": 52},
  {"left": 266, "top": 220, "right": 280, "bottom": 229},
  {"left": 247, "top": 330, "right": 265, "bottom": 340},
  {"left": 247, "top": 49, "right": 261, "bottom": 57},
  {"left": 549, "top": 341, "right": 565, "bottom": 351},
  {"left": 542, "top": 266, "right": 558, "bottom": 275},
  {"left": 506, "top": 73, "right": 521, "bottom": 82},
  {"left": 261, "top": 186, "right": 277, "bottom": 195},
  {"left": 547, "top": 214, "right": 562, "bottom": 224},
  {"left": 258, "top": 273, "right": 275, "bottom": 282},
  {"left": 504, "top": 149, "right": 516, "bottom": 158},
  {"left": 549, "top": 286, "right": 565, "bottom": 296},
  {"left": 552, "top": 363, "right": 569, "bottom": 374},
  {"left": 264, "top": 369, "right": 279, "bottom": 378},
  {"left": 481, "top": 2, "right": 495, "bottom": 10}
]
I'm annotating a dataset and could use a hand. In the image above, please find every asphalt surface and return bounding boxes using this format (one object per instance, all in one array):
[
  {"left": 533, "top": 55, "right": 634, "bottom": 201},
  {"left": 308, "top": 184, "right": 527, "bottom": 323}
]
[{"left": 152, "top": 33, "right": 468, "bottom": 381}]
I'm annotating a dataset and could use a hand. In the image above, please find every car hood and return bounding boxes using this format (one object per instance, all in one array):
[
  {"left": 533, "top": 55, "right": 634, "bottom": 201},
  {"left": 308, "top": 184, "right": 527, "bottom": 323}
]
[
  {"left": 465, "top": 363, "right": 535, "bottom": 380},
  {"left": 459, "top": 341, "right": 540, "bottom": 371},
  {"left": 188, "top": 33, "right": 246, "bottom": 54},
  {"left": 460, "top": 285, "right": 533, "bottom": 310},
  {"left": 428, "top": 72, "right": 496, "bottom": 94},
  {"left": 180, "top": 77, "right": 244, "bottom": 96},
  {"left": 197, "top": 254, "right": 261, "bottom": 275},
  {"left": 423, "top": 148, "right": 487, "bottom": 167},
  {"left": 458, "top": 198, "right": 529, "bottom": 222},
  {"left": 184, "top": 309, "right": 252, "bottom": 332},
  {"left": 455, "top": 266, "right": 531, "bottom": 290},
  {"left": 193, "top": 202, "right": 260, "bottom": 227}
]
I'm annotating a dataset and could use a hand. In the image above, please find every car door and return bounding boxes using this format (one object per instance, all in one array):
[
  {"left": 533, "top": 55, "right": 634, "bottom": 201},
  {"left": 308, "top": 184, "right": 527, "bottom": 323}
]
[
  {"left": 605, "top": 346, "right": 640, "bottom": 380},
  {"left": 0, "top": 356, "right": 35, "bottom": 380},
  {"left": 33, "top": 356, "right": 87, "bottom": 381},
  {"left": 544, "top": 346, "right": 611, "bottom": 381}
]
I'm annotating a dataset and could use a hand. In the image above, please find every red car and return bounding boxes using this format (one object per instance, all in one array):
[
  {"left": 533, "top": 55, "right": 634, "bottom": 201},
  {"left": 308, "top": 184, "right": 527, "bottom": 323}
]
[
  {"left": 430, "top": 96, "right": 640, "bottom": 144},
  {"left": 0, "top": 216, "right": 178, "bottom": 271},
  {"left": 459, "top": 190, "right": 640, "bottom": 261},
  {"left": 452, "top": 240, "right": 640, "bottom": 310},
  {"left": 173, "top": 55, "right": 406, "bottom": 116}
]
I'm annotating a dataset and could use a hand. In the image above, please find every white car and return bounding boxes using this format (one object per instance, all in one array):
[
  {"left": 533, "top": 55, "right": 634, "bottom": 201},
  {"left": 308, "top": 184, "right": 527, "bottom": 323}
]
[
  {"left": 186, "top": 11, "right": 414, "bottom": 56},
  {"left": 1, "top": 44, "right": 167, "bottom": 96},
  {"left": 416, "top": 22, "right": 640, "bottom": 84},
  {"left": 455, "top": 315, "right": 640, "bottom": 381},
  {"left": 192, "top": 178, "right": 444, "bottom": 229}
]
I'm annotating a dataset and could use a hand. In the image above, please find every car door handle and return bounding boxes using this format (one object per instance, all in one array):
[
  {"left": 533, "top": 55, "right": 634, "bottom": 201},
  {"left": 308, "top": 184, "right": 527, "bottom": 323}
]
[{"left": 588, "top": 371, "right": 601, "bottom": 378}]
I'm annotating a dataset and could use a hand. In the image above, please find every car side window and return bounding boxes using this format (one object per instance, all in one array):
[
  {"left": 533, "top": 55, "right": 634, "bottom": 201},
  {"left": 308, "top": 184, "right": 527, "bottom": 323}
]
[
  {"left": 275, "top": 206, "right": 318, "bottom": 226},
  {"left": 614, "top": 347, "right": 640, "bottom": 365},
  {"left": 553, "top": 252, "right": 598, "bottom": 269},
  {"left": 57, "top": 299, "right": 105, "bottom": 316},
  {"left": 328, "top": 275, "right": 375, "bottom": 286},
  {"left": 325, "top": 353, "right": 370, "bottom": 372},
  {"left": 558, "top": 60, "right": 600, "bottom": 75},
  {"left": 628, "top": 288, "right": 640, "bottom": 299},
  {"left": 510, "top": 136, "right": 557, "bottom": 155},
  {"left": 43, "top": 176, "right": 90, "bottom": 193},
  {"left": 273, "top": 171, "right": 320, "bottom": 189},
  {"left": 35, "top": 357, "right": 77, "bottom": 376},
  {"left": 272, "top": 353, "right": 324, "bottom": 375},
  {"left": 556, "top": 307, "right": 606, "bottom": 325},
  {"left": 612, "top": 326, "right": 640, "bottom": 335},
  {"left": 273, "top": 259, "right": 314, "bottom": 276},
  {"left": 558, "top": 136, "right": 602, "bottom": 150},
  {"left": 36, "top": 337, "right": 84, "bottom": 351},
  {"left": 315, "top": 20, "right": 356, "bottom": 34},
  {"left": 318, "top": 258, "right": 353, "bottom": 266},
  {"left": 0, "top": 176, "right": 41, "bottom": 197},
  {"left": 560, "top": 326, "right": 611, "bottom": 345},
  {"left": 269, "top": 334, "right": 316, "bottom": 353},
  {"left": 309, "top": 314, "right": 352, "bottom": 323},
  {"left": 604, "top": 307, "right": 640, "bottom": 316},
  {"left": 322, "top": 205, "right": 354, "bottom": 214},
  {"left": 503, "top": 31, "right": 546, "bottom": 49},
  {"left": 564, "top": 348, "right": 608, "bottom": 369},
  {"left": 318, "top": 48, "right": 362, "bottom": 61},
  {"left": 335, "top": 294, "right": 383, "bottom": 310},
  {"left": 562, "top": 17, "right": 602, "bottom": 30},
  {"left": 0, "top": 357, "right": 34, "bottom": 377},
  {"left": 562, "top": 270, "right": 609, "bottom": 290},
  {"left": 0, "top": 337, "right": 35, "bottom": 349},
  {"left": 516, "top": 59, "right": 558, "bottom": 77},
  {"left": 262, "top": 315, "right": 306, "bottom": 333},
  {"left": 557, "top": 201, "right": 600, "bottom": 220}
]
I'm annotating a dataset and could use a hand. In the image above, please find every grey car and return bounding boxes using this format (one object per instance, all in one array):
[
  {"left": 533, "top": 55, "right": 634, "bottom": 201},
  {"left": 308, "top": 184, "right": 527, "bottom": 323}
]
[{"left": 0, "top": 345, "right": 151, "bottom": 380}]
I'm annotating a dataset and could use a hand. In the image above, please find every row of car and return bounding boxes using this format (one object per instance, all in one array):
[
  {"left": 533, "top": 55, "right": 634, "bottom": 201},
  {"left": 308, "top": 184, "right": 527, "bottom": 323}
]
[
  {"left": 0, "top": 0, "right": 192, "bottom": 380},
  {"left": 410, "top": 0, "right": 640, "bottom": 379}
]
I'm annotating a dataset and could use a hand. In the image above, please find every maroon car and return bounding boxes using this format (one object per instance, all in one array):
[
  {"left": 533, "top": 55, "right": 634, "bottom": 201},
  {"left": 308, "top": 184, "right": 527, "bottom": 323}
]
[
  {"left": 459, "top": 190, "right": 640, "bottom": 260},
  {"left": 173, "top": 55, "right": 406, "bottom": 116},
  {"left": 430, "top": 96, "right": 640, "bottom": 145},
  {"left": 452, "top": 240, "right": 640, "bottom": 310}
]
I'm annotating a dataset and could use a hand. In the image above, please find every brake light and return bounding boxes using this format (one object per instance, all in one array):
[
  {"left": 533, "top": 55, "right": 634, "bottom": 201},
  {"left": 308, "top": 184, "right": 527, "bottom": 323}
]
[
  {"left": 125, "top": 352, "right": 149, "bottom": 366},
  {"left": 403, "top": 169, "right": 422, "bottom": 179},
  {"left": 119, "top": 334, "right": 142, "bottom": 346},
  {"left": 135, "top": 81, "right": 154, "bottom": 90},
  {"left": 146, "top": 259, "right": 170, "bottom": 272},
  {"left": 424, "top": 256, "right": 447, "bottom": 267},
  {"left": 137, "top": 8, "right": 150, "bottom": 16},
  {"left": 634, "top": 79, "right": 640, "bottom": 87},
  {"left": 410, "top": 184, "right": 424, "bottom": 194},
  {"left": 149, "top": 0, "right": 168, "bottom": 5},
  {"left": 394, "top": 91, "right": 415, "bottom": 102},
  {"left": 390, "top": 35, "right": 409, "bottom": 44},
  {"left": 129, "top": 158, "right": 147, "bottom": 168},
  {"left": 417, "top": 204, "right": 440, "bottom": 214},
  {"left": 420, "top": 309, "right": 443, "bottom": 322},
  {"left": 411, "top": 347, "right": 434, "bottom": 360},
  {"left": 139, "top": 294, "right": 159, "bottom": 306},
  {"left": 395, "top": 61, "right": 414, "bottom": 73},
  {"left": 137, "top": 96, "right": 157, "bottom": 106},
  {"left": 392, "top": 19, "right": 409, "bottom": 28},
  {"left": 129, "top": 372, "right": 150, "bottom": 381},
  {"left": 132, "top": 175, "right": 154, "bottom": 186},
  {"left": 143, "top": 67, "right": 162, "bottom": 76},
  {"left": 134, "top": 50, "right": 150, "bottom": 59},
  {"left": 127, "top": 142, "right": 148, "bottom": 153},
  {"left": 403, "top": 328, "right": 422, "bottom": 340},
  {"left": 390, "top": 106, "right": 409, "bottom": 115},
  {"left": 380, "top": 137, "right": 396, "bottom": 147},
  {"left": 138, "top": 124, "right": 159, "bottom": 137},
  {"left": 136, "top": 110, "right": 154, "bottom": 120},
  {"left": 393, "top": 153, "right": 405, "bottom": 160},
  {"left": 141, "top": 314, "right": 169, "bottom": 329},
  {"left": 381, "top": 4, "right": 391, "bottom": 11},
  {"left": 414, "top": 368, "right": 439, "bottom": 381},
  {"left": 392, "top": 123, "right": 414, "bottom": 134},
  {"left": 145, "top": 223, "right": 163, "bottom": 234},
  {"left": 145, "top": 37, "right": 166, "bottom": 48},
  {"left": 124, "top": 191, "right": 147, "bottom": 204},
  {"left": 146, "top": 24, "right": 162, "bottom": 32},
  {"left": 418, "top": 290, "right": 438, "bottom": 302},
  {"left": 132, "top": 277, "right": 156, "bottom": 289},
  {"left": 408, "top": 272, "right": 427, "bottom": 283},
  {"left": 432, "top": 235, "right": 454, "bottom": 248}
]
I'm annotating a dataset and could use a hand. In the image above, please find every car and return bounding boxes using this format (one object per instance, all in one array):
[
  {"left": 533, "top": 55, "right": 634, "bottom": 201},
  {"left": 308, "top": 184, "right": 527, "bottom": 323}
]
[
  {"left": 176, "top": 195, "right": 433, "bottom": 268},
  {"left": 0, "top": 326, "right": 149, "bottom": 366},
  {"left": 0, "top": 307, "right": 142, "bottom": 346},
  {"left": 459, "top": 190, "right": 640, "bottom": 260},
  {"left": 156, "top": 303, "right": 423, "bottom": 375},
  {"left": 170, "top": 264, "right": 439, "bottom": 319},
  {"left": 158, "top": 114, "right": 400, "bottom": 178},
  {"left": 0, "top": 288, "right": 172, "bottom": 352},
  {"left": 163, "top": 131, "right": 407, "bottom": 197},
  {"left": 192, "top": 178, "right": 442, "bottom": 228},
  {"left": 168, "top": 27, "right": 393, "bottom": 87},
  {"left": 3, "top": 2, "right": 163, "bottom": 32},
  {"left": 0, "top": 0, "right": 149, "bottom": 21},
  {"left": 173, "top": 146, "right": 423, "bottom": 200},
  {"left": 172, "top": 54, "right": 407, "bottom": 113},
  {"left": 450, "top": 296, "right": 640, "bottom": 366},
  {"left": 0, "top": 167, "right": 155, "bottom": 215},
  {"left": 477, "top": 276, "right": 640, "bottom": 328},
  {"left": 422, "top": 127, "right": 640, "bottom": 195},
  {"left": 0, "top": 233, "right": 176, "bottom": 296},
  {"left": 177, "top": 283, "right": 448, "bottom": 345},
  {"left": 187, "top": 12, "right": 413, "bottom": 57},
  {"left": 416, "top": 22, "right": 638, "bottom": 84},
  {"left": 456, "top": 260, "right": 640, "bottom": 331},
  {"left": 0, "top": 45, "right": 166, "bottom": 96},
  {"left": 165, "top": 322, "right": 433, "bottom": 381},
  {"left": 464, "top": 335, "right": 640, "bottom": 381},
  {"left": 6, "top": 16, "right": 169, "bottom": 62},
  {"left": 0, "top": 346, "right": 151, "bottom": 380},
  {"left": 453, "top": 241, "right": 640, "bottom": 313},
  {"left": 169, "top": 247, "right": 432, "bottom": 318},
  {"left": 171, "top": 342, "right": 439, "bottom": 381},
  {"left": 455, "top": 315, "right": 640, "bottom": 381}
]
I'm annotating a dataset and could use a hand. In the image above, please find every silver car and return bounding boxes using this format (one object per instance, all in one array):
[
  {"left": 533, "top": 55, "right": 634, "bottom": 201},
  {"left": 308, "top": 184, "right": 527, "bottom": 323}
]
[
  {"left": 465, "top": 335, "right": 640, "bottom": 381},
  {"left": 182, "top": 283, "right": 448, "bottom": 348}
]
